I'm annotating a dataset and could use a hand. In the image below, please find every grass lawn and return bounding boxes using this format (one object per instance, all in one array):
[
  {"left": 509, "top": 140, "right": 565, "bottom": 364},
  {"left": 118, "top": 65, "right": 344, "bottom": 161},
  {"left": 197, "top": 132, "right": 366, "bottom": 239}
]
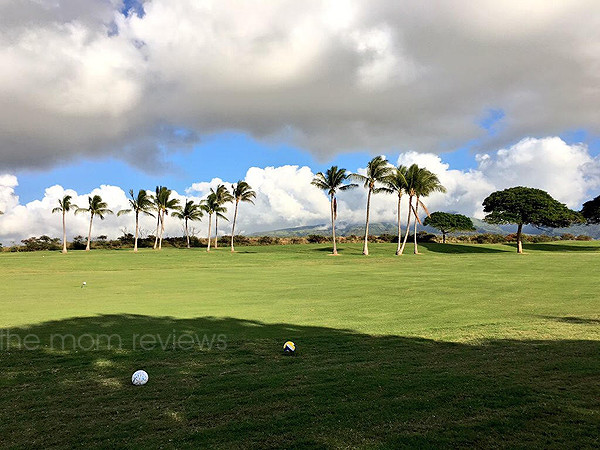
[{"left": 1, "top": 242, "right": 599, "bottom": 448}]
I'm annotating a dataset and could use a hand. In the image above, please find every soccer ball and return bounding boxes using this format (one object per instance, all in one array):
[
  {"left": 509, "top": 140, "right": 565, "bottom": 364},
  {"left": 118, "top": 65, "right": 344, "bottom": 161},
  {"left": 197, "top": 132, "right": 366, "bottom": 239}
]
[
  {"left": 131, "top": 370, "right": 149, "bottom": 386},
  {"left": 283, "top": 341, "right": 295, "bottom": 355}
]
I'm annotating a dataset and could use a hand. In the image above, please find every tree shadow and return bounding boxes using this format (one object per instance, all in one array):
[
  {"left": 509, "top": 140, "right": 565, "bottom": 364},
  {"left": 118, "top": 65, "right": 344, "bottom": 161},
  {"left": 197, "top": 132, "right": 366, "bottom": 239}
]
[
  {"left": 1, "top": 315, "right": 598, "bottom": 448},
  {"left": 420, "top": 243, "right": 509, "bottom": 253},
  {"left": 311, "top": 246, "right": 346, "bottom": 253},
  {"left": 520, "top": 243, "right": 600, "bottom": 252},
  {"left": 539, "top": 315, "right": 600, "bottom": 325}
]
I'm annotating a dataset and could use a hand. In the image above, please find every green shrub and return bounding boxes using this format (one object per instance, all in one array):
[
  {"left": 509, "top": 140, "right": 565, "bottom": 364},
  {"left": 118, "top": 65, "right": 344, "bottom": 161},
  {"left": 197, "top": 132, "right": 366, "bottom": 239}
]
[{"left": 307, "top": 234, "right": 328, "bottom": 244}]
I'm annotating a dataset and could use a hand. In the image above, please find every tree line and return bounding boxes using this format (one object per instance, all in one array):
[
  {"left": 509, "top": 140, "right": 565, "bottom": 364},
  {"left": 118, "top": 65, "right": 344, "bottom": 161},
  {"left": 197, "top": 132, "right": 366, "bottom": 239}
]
[
  {"left": 51, "top": 182, "right": 256, "bottom": 254},
  {"left": 17, "top": 156, "right": 600, "bottom": 255},
  {"left": 312, "top": 156, "right": 594, "bottom": 254}
]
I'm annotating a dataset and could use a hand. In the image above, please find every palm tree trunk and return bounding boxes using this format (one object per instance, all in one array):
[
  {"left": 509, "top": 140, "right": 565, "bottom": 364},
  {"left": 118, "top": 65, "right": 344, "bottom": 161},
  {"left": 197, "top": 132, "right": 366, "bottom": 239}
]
[
  {"left": 231, "top": 200, "right": 239, "bottom": 252},
  {"left": 398, "top": 195, "right": 413, "bottom": 255},
  {"left": 134, "top": 211, "right": 139, "bottom": 252},
  {"left": 362, "top": 188, "right": 372, "bottom": 255},
  {"left": 86, "top": 213, "right": 94, "bottom": 251},
  {"left": 413, "top": 197, "right": 420, "bottom": 254},
  {"left": 516, "top": 223, "right": 523, "bottom": 253},
  {"left": 207, "top": 214, "right": 212, "bottom": 252},
  {"left": 331, "top": 194, "right": 337, "bottom": 255},
  {"left": 214, "top": 216, "right": 218, "bottom": 248},
  {"left": 395, "top": 194, "right": 402, "bottom": 255},
  {"left": 62, "top": 211, "right": 67, "bottom": 254},
  {"left": 153, "top": 214, "right": 160, "bottom": 249},
  {"left": 159, "top": 210, "right": 165, "bottom": 250},
  {"left": 185, "top": 217, "right": 190, "bottom": 248}
]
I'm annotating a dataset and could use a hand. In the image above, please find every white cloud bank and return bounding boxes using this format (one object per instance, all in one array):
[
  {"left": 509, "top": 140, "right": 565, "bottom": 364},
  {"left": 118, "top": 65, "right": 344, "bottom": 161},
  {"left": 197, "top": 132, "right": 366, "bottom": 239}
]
[
  {"left": 1, "top": 1, "right": 600, "bottom": 170},
  {"left": 1, "top": 137, "right": 599, "bottom": 244}
]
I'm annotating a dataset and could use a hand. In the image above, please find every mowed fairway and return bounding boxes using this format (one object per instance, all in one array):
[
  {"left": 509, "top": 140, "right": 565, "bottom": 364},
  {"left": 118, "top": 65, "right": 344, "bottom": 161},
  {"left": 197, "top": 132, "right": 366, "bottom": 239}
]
[{"left": 1, "top": 242, "right": 599, "bottom": 448}]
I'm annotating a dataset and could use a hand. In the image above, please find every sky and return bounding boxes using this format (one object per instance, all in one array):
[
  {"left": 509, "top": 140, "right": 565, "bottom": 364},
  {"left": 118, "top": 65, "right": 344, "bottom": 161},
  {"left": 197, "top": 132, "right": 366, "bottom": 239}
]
[{"left": 1, "top": 1, "right": 600, "bottom": 243}]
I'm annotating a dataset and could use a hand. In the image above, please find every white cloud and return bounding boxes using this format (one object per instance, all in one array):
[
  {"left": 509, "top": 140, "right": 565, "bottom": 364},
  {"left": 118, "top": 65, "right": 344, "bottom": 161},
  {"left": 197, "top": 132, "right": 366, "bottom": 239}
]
[
  {"left": 1, "top": 1, "right": 600, "bottom": 169},
  {"left": 1, "top": 137, "right": 599, "bottom": 243},
  {"left": 395, "top": 137, "right": 600, "bottom": 218}
]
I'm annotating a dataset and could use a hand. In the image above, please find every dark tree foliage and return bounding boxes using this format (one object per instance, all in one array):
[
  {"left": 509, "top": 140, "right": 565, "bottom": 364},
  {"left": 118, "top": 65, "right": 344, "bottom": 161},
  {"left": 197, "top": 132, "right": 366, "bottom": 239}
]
[
  {"left": 482, "top": 186, "right": 583, "bottom": 253},
  {"left": 20, "top": 236, "right": 61, "bottom": 251},
  {"left": 423, "top": 212, "right": 475, "bottom": 243},
  {"left": 581, "top": 195, "right": 600, "bottom": 224}
]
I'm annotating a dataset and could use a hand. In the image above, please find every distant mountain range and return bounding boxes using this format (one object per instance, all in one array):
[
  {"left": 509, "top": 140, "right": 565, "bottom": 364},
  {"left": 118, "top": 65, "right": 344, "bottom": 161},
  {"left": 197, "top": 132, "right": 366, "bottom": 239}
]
[{"left": 251, "top": 218, "right": 600, "bottom": 238}]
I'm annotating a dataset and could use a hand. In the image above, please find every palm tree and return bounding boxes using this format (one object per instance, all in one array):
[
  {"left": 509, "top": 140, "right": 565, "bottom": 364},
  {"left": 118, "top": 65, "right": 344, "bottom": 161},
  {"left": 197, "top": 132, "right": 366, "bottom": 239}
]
[
  {"left": 200, "top": 193, "right": 228, "bottom": 252},
  {"left": 311, "top": 167, "right": 357, "bottom": 255},
  {"left": 411, "top": 168, "right": 446, "bottom": 254},
  {"left": 117, "top": 189, "right": 155, "bottom": 252},
  {"left": 398, "top": 164, "right": 419, "bottom": 255},
  {"left": 350, "top": 156, "right": 393, "bottom": 255},
  {"left": 75, "top": 195, "right": 113, "bottom": 251},
  {"left": 230, "top": 181, "right": 256, "bottom": 252},
  {"left": 152, "top": 186, "right": 181, "bottom": 250},
  {"left": 151, "top": 186, "right": 164, "bottom": 249},
  {"left": 384, "top": 165, "right": 409, "bottom": 255},
  {"left": 211, "top": 184, "right": 233, "bottom": 248},
  {"left": 172, "top": 199, "right": 204, "bottom": 248},
  {"left": 52, "top": 195, "right": 78, "bottom": 254}
]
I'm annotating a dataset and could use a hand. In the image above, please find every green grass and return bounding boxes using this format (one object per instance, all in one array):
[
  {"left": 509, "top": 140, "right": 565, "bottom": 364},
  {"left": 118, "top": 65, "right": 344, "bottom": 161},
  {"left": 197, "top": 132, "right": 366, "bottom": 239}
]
[{"left": 1, "top": 242, "right": 599, "bottom": 448}]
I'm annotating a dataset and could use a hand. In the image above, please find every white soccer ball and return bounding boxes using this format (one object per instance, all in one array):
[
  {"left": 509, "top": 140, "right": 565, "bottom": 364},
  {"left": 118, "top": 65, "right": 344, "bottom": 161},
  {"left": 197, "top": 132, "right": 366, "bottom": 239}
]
[{"left": 131, "top": 370, "right": 149, "bottom": 386}]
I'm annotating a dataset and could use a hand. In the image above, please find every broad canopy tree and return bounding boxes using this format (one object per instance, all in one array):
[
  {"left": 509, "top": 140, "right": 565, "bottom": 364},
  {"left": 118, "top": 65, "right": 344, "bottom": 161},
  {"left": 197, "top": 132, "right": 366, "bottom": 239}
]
[
  {"left": 423, "top": 212, "right": 475, "bottom": 243},
  {"left": 483, "top": 186, "right": 583, "bottom": 253},
  {"left": 581, "top": 195, "right": 600, "bottom": 224}
]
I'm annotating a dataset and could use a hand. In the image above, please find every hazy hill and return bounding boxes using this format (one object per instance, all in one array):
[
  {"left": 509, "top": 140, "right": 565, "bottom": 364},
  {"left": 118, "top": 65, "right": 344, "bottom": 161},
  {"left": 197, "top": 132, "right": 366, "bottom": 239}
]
[{"left": 251, "top": 218, "right": 600, "bottom": 238}]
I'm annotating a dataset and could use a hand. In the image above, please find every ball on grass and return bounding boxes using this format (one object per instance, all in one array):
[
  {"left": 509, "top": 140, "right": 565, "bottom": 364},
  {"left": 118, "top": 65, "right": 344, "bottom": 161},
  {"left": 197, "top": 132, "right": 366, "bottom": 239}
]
[
  {"left": 131, "top": 370, "right": 149, "bottom": 386},
  {"left": 283, "top": 341, "right": 296, "bottom": 355}
]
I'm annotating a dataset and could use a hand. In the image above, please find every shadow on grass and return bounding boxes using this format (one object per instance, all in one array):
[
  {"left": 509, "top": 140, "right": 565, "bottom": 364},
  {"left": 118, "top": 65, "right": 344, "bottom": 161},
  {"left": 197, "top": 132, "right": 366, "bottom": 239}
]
[
  {"left": 518, "top": 243, "right": 600, "bottom": 252},
  {"left": 312, "top": 246, "right": 346, "bottom": 253},
  {"left": 539, "top": 315, "right": 600, "bottom": 325},
  {"left": 1, "top": 315, "right": 598, "bottom": 448},
  {"left": 420, "top": 242, "right": 510, "bottom": 253}
]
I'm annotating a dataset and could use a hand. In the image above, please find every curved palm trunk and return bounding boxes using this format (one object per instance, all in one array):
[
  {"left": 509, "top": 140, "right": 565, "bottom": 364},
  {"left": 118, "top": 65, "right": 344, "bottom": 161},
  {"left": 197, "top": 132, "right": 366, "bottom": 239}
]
[
  {"left": 153, "top": 214, "right": 160, "bottom": 249},
  {"left": 362, "top": 188, "right": 372, "bottom": 255},
  {"left": 331, "top": 194, "right": 337, "bottom": 255},
  {"left": 516, "top": 223, "right": 523, "bottom": 253},
  {"left": 231, "top": 200, "right": 239, "bottom": 252},
  {"left": 413, "top": 197, "right": 420, "bottom": 254},
  {"left": 159, "top": 210, "right": 165, "bottom": 250},
  {"left": 62, "top": 211, "right": 67, "bottom": 254},
  {"left": 134, "top": 211, "right": 139, "bottom": 252},
  {"left": 214, "top": 216, "right": 219, "bottom": 248},
  {"left": 86, "top": 213, "right": 94, "bottom": 251},
  {"left": 398, "top": 195, "right": 413, "bottom": 255},
  {"left": 206, "top": 214, "right": 212, "bottom": 252},
  {"left": 185, "top": 217, "right": 190, "bottom": 248},
  {"left": 395, "top": 194, "right": 402, "bottom": 255}
]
